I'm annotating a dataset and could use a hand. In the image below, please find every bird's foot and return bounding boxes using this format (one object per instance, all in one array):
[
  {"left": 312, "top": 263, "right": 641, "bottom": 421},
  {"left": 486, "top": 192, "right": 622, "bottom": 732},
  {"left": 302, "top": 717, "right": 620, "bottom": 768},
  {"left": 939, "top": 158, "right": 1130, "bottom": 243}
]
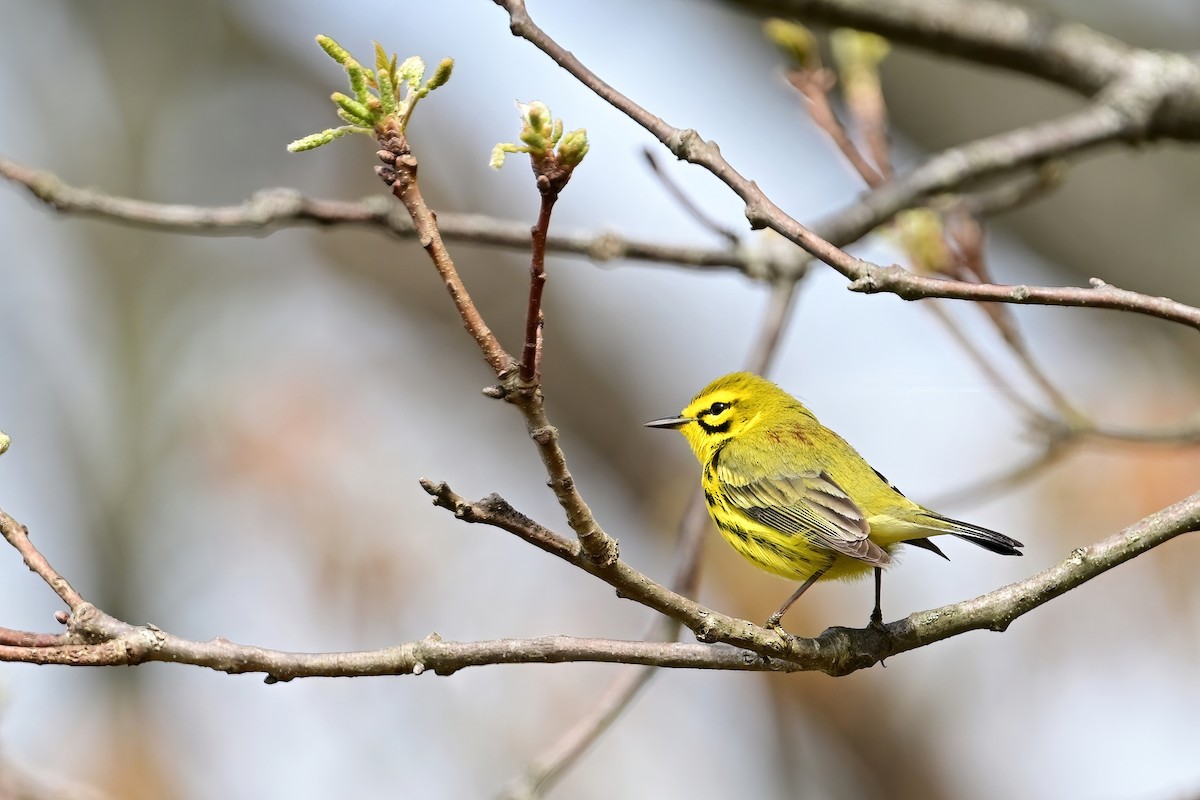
[
  {"left": 867, "top": 609, "right": 891, "bottom": 667},
  {"left": 764, "top": 613, "right": 791, "bottom": 639}
]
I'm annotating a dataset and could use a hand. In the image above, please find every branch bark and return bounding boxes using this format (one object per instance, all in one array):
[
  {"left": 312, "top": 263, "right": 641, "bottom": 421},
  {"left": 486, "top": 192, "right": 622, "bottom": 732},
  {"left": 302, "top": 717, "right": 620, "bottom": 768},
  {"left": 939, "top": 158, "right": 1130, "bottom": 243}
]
[
  {"left": 0, "top": 156, "right": 794, "bottom": 278},
  {"left": 4, "top": 488, "right": 1197, "bottom": 677},
  {"left": 492, "top": 0, "right": 1200, "bottom": 333}
]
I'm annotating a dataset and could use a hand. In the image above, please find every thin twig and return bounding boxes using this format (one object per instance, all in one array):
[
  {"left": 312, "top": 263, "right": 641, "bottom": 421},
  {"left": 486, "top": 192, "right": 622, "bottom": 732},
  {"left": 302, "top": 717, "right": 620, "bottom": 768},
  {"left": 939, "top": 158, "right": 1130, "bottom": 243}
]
[
  {"left": 641, "top": 148, "right": 741, "bottom": 245},
  {"left": 503, "top": 276, "right": 803, "bottom": 798},
  {"left": 375, "top": 141, "right": 513, "bottom": 376},
  {"left": 376, "top": 127, "right": 619, "bottom": 566},
  {"left": 521, "top": 189, "right": 557, "bottom": 383},
  {"left": 926, "top": 438, "right": 1072, "bottom": 509},
  {"left": 0, "top": 508, "right": 85, "bottom": 610},
  {"left": 0, "top": 627, "right": 69, "bottom": 648},
  {"left": 787, "top": 68, "right": 885, "bottom": 187},
  {"left": 425, "top": 482, "right": 1200, "bottom": 675},
  {"left": 0, "top": 156, "right": 780, "bottom": 277},
  {"left": 493, "top": 0, "right": 1200, "bottom": 331}
]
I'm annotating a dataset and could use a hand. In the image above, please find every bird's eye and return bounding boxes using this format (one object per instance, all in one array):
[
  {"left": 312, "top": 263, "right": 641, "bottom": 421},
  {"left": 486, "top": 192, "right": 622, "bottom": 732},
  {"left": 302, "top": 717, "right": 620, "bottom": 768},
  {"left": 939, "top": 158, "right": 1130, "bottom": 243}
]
[{"left": 708, "top": 401, "right": 730, "bottom": 415}]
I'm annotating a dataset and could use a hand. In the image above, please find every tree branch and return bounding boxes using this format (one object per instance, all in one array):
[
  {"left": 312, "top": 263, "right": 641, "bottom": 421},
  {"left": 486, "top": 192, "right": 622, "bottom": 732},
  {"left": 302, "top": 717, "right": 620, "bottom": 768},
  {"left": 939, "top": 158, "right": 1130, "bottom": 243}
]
[
  {"left": 3, "top": 476, "right": 1197, "bottom": 676},
  {"left": 0, "top": 508, "right": 85, "bottom": 610},
  {"left": 493, "top": 0, "right": 1200, "bottom": 333},
  {"left": 502, "top": 275, "right": 804, "bottom": 798},
  {"left": 374, "top": 128, "right": 620, "bottom": 567},
  {"left": 521, "top": 187, "right": 557, "bottom": 383},
  {"left": 421, "top": 480, "right": 1200, "bottom": 676},
  {"left": 737, "top": 0, "right": 1200, "bottom": 138},
  {"left": 0, "top": 156, "right": 792, "bottom": 278}
]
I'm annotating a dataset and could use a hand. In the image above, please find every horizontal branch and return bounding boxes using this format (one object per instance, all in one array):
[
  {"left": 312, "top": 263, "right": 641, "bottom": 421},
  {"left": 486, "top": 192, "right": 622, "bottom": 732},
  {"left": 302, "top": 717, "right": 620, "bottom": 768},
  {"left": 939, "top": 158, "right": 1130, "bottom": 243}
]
[
  {"left": 0, "top": 604, "right": 781, "bottom": 677},
  {"left": 0, "top": 155, "right": 797, "bottom": 279},
  {"left": 846, "top": 272, "right": 1200, "bottom": 328},
  {"left": 2, "top": 480, "right": 1198, "bottom": 678}
]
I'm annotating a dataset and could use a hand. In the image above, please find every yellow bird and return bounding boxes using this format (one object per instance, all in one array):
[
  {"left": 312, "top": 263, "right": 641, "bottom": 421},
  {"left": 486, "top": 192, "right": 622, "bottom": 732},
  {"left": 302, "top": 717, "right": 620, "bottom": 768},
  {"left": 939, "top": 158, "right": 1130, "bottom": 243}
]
[{"left": 646, "top": 372, "right": 1022, "bottom": 629}]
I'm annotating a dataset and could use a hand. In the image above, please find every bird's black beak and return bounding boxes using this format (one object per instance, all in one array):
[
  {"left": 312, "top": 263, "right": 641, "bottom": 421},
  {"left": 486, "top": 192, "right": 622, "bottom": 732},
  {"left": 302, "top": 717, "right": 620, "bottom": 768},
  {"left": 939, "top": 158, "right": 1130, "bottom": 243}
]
[{"left": 643, "top": 416, "right": 693, "bottom": 430}]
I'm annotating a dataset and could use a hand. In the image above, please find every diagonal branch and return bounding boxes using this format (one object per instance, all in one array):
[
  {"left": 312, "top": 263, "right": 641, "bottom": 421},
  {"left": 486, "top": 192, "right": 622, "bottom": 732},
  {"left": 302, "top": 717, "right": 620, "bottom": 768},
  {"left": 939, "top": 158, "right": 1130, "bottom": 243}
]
[
  {"left": 374, "top": 128, "right": 619, "bottom": 566},
  {"left": 0, "top": 508, "right": 85, "bottom": 610},
  {"left": 808, "top": 101, "right": 1131, "bottom": 249},
  {"left": 501, "top": 276, "right": 804, "bottom": 798},
  {"left": 422, "top": 479, "right": 1200, "bottom": 676},
  {"left": 493, "top": 0, "right": 1200, "bottom": 332}
]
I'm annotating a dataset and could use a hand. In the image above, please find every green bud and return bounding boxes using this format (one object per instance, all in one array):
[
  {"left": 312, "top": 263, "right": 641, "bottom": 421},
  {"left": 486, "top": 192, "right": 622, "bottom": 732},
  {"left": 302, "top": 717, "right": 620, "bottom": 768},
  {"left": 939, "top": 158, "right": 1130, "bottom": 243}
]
[
  {"left": 517, "top": 101, "right": 554, "bottom": 155},
  {"left": 831, "top": 29, "right": 890, "bottom": 90},
  {"left": 0, "top": 430, "right": 9, "bottom": 455},
  {"left": 763, "top": 19, "right": 819, "bottom": 70},
  {"left": 376, "top": 67, "right": 397, "bottom": 116},
  {"left": 287, "top": 126, "right": 366, "bottom": 152},
  {"left": 425, "top": 58, "right": 454, "bottom": 92},
  {"left": 557, "top": 128, "right": 589, "bottom": 168},
  {"left": 490, "top": 142, "right": 526, "bottom": 169},
  {"left": 348, "top": 63, "right": 370, "bottom": 104},
  {"left": 398, "top": 56, "right": 426, "bottom": 92},
  {"left": 316, "top": 35, "right": 351, "bottom": 65},
  {"left": 893, "top": 209, "right": 950, "bottom": 275},
  {"left": 332, "top": 92, "right": 372, "bottom": 124}
]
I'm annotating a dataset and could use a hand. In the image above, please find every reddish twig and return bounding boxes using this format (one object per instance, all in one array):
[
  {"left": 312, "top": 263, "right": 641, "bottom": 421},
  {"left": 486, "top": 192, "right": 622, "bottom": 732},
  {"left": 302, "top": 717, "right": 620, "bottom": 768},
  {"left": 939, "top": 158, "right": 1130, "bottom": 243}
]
[
  {"left": 521, "top": 188, "right": 557, "bottom": 383},
  {"left": 374, "top": 126, "right": 618, "bottom": 566},
  {"left": 785, "top": 68, "right": 885, "bottom": 187},
  {"left": 0, "top": 627, "right": 69, "bottom": 648}
]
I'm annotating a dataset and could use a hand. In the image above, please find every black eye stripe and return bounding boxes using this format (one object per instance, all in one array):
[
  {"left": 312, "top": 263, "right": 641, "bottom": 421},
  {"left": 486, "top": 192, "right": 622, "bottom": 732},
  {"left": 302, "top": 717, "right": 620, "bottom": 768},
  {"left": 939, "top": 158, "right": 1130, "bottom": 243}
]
[{"left": 698, "top": 418, "right": 732, "bottom": 435}]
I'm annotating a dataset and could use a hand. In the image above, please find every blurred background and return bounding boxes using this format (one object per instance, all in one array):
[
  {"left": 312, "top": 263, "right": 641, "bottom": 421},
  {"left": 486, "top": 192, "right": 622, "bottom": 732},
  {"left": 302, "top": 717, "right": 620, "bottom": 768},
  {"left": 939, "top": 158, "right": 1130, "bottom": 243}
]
[{"left": 1, "top": 0, "right": 1199, "bottom": 798}]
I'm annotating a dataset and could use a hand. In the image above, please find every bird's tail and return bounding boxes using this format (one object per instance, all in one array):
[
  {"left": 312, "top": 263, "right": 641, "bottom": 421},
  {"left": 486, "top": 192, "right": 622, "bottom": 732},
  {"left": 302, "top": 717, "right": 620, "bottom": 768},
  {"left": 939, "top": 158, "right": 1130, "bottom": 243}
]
[{"left": 921, "top": 512, "right": 1024, "bottom": 556}]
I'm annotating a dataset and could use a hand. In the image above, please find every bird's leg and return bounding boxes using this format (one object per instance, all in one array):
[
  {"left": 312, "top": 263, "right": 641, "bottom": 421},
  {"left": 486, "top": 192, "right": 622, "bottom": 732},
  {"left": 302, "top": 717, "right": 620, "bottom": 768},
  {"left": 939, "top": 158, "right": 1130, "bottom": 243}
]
[
  {"left": 869, "top": 567, "right": 887, "bottom": 633},
  {"left": 766, "top": 566, "right": 829, "bottom": 630}
]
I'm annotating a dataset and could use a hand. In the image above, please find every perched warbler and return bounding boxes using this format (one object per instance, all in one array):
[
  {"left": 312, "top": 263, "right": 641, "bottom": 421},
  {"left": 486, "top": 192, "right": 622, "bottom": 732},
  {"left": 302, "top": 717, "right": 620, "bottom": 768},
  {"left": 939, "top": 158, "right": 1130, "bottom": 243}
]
[{"left": 646, "top": 372, "right": 1022, "bottom": 629}]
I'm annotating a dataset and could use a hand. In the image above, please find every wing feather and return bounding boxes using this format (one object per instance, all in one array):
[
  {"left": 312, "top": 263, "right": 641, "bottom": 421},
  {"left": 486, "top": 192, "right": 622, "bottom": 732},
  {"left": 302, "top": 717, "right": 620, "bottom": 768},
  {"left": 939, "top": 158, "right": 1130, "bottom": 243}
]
[{"left": 717, "top": 464, "right": 890, "bottom": 567}]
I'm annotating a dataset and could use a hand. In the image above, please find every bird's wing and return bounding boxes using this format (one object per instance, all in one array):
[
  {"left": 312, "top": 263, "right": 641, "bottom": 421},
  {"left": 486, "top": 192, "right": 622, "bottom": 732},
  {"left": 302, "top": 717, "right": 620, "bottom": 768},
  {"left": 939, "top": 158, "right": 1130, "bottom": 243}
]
[{"left": 718, "top": 465, "right": 891, "bottom": 567}]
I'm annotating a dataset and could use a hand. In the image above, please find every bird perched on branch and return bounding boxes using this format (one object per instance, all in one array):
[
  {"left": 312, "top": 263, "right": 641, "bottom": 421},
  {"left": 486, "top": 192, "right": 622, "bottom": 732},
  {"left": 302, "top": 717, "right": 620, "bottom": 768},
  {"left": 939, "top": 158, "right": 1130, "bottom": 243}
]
[{"left": 646, "top": 372, "right": 1022, "bottom": 630}]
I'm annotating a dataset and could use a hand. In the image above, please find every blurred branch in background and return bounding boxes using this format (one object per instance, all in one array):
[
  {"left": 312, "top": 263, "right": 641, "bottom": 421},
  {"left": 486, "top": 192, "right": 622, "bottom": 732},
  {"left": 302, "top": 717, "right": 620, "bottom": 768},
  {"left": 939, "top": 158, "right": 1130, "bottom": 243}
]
[
  {"left": 0, "top": 156, "right": 795, "bottom": 280},
  {"left": 1, "top": 1, "right": 1199, "bottom": 798},
  {"left": 494, "top": 0, "right": 1200, "bottom": 329}
]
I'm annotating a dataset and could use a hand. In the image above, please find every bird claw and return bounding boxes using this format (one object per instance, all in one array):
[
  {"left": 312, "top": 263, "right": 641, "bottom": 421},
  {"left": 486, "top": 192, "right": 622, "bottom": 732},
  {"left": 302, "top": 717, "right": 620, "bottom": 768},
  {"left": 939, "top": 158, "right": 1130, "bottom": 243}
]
[
  {"left": 867, "top": 611, "right": 892, "bottom": 667},
  {"left": 764, "top": 615, "right": 790, "bottom": 638}
]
